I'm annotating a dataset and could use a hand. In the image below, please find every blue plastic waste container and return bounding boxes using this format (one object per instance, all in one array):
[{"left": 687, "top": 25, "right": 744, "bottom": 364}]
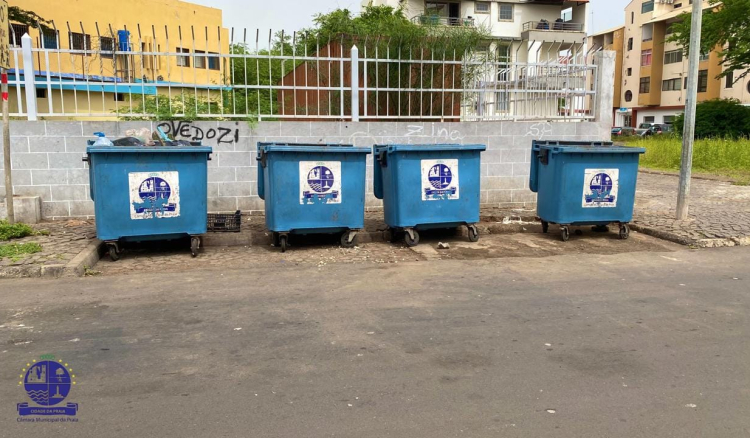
[
  {"left": 257, "top": 142, "right": 371, "bottom": 252},
  {"left": 529, "top": 140, "right": 645, "bottom": 241},
  {"left": 85, "top": 144, "right": 212, "bottom": 260},
  {"left": 373, "top": 144, "right": 486, "bottom": 246}
]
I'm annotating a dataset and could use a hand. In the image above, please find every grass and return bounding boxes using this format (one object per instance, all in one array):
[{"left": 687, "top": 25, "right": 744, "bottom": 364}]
[
  {"left": 623, "top": 136, "right": 750, "bottom": 184},
  {"left": 0, "top": 242, "right": 43, "bottom": 261},
  {"left": 0, "top": 220, "right": 48, "bottom": 241}
]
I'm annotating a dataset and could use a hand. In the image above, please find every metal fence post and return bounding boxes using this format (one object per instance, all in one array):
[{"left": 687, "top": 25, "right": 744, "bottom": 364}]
[
  {"left": 351, "top": 45, "right": 359, "bottom": 122},
  {"left": 21, "top": 34, "right": 38, "bottom": 121}
]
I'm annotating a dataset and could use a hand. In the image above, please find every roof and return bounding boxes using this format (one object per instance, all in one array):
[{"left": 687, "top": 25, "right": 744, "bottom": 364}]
[
  {"left": 645, "top": 3, "right": 718, "bottom": 24},
  {"left": 588, "top": 25, "right": 625, "bottom": 38}
]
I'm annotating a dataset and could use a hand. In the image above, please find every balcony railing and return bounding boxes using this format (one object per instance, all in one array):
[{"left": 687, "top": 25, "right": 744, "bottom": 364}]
[
  {"left": 412, "top": 16, "right": 475, "bottom": 27},
  {"left": 522, "top": 21, "right": 585, "bottom": 32}
]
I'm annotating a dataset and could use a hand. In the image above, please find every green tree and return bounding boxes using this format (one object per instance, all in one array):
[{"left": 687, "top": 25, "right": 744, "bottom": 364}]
[
  {"left": 8, "top": 6, "right": 48, "bottom": 26},
  {"left": 674, "top": 99, "right": 750, "bottom": 139},
  {"left": 668, "top": 0, "right": 750, "bottom": 82}
]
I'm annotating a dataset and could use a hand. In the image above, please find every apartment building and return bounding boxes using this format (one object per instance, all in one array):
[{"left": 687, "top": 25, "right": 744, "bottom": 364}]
[
  {"left": 590, "top": 0, "right": 750, "bottom": 128},
  {"left": 8, "top": 0, "right": 229, "bottom": 118}
]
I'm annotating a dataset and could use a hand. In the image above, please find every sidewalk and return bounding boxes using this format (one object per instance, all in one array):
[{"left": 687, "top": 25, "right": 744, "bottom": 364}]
[{"left": 633, "top": 172, "right": 750, "bottom": 247}]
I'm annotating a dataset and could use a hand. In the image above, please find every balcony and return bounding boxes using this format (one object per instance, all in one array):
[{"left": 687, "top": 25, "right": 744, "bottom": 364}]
[
  {"left": 412, "top": 15, "right": 475, "bottom": 27},
  {"left": 521, "top": 20, "right": 585, "bottom": 44}
]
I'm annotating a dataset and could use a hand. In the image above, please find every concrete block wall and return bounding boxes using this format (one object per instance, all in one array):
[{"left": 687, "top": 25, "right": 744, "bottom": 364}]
[{"left": 0, "top": 120, "right": 610, "bottom": 219}]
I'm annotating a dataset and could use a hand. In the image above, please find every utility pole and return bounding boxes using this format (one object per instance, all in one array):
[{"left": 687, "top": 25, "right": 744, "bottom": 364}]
[
  {"left": 0, "top": 0, "right": 12, "bottom": 224},
  {"left": 676, "top": 0, "right": 703, "bottom": 220}
]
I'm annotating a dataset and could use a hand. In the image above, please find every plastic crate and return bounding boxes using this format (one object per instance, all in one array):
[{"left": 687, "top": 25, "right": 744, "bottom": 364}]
[{"left": 207, "top": 210, "right": 242, "bottom": 232}]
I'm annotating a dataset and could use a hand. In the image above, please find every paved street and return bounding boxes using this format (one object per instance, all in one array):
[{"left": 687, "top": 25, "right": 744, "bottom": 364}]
[{"left": 1, "top": 244, "right": 749, "bottom": 437}]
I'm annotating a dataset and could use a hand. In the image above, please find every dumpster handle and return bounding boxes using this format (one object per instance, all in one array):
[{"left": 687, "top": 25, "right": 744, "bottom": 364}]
[
  {"left": 377, "top": 150, "right": 387, "bottom": 167},
  {"left": 257, "top": 149, "right": 268, "bottom": 168},
  {"left": 539, "top": 148, "right": 549, "bottom": 165},
  {"left": 82, "top": 156, "right": 89, "bottom": 163}
]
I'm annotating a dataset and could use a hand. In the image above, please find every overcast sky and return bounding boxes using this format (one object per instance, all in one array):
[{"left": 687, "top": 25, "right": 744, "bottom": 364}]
[{"left": 189, "top": 0, "right": 632, "bottom": 39}]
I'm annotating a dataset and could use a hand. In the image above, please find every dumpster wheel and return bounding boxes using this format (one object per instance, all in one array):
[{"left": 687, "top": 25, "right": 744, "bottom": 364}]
[
  {"left": 560, "top": 226, "right": 570, "bottom": 242},
  {"left": 404, "top": 229, "right": 420, "bottom": 247},
  {"left": 190, "top": 237, "right": 201, "bottom": 257},
  {"left": 541, "top": 221, "right": 549, "bottom": 234},
  {"left": 382, "top": 227, "right": 395, "bottom": 243},
  {"left": 279, "top": 235, "right": 289, "bottom": 253},
  {"left": 340, "top": 230, "right": 357, "bottom": 248},
  {"left": 107, "top": 242, "right": 120, "bottom": 261},
  {"left": 467, "top": 224, "right": 480, "bottom": 242},
  {"left": 619, "top": 224, "right": 630, "bottom": 240}
]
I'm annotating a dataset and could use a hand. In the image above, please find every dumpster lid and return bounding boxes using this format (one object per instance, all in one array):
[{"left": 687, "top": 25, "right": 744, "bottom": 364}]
[
  {"left": 86, "top": 145, "right": 213, "bottom": 154},
  {"left": 535, "top": 141, "right": 645, "bottom": 154},
  {"left": 259, "top": 142, "right": 370, "bottom": 154},
  {"left": 376, "top": 144, "right": 487, "bottom": 153}
]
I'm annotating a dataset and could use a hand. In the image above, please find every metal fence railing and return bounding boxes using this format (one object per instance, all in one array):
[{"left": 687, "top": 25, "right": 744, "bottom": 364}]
[{"left": 6, "top": 25, "right": 598, "bottom": 122}]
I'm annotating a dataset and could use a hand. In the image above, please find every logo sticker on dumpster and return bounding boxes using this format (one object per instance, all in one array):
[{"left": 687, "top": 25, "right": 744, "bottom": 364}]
[
  {"left": 129, "top": 171, "right": 181, "bottom": 219},
  {"left": 582, "top": 169, "right": 619, "bottom": 208},
  {"left": 421, "top": 159, "right": 459, "bottom": 201},
  {"left": 300, "top": 161, "right": 341, "bottom": 204}
]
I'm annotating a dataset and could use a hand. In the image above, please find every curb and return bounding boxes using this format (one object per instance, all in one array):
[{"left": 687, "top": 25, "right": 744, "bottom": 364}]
[
  {"left": 630, "top": 223, "right": 750, "bottom": 248},
  {"left": 62, "top": 240, "right": 105, "bottom": 277}
]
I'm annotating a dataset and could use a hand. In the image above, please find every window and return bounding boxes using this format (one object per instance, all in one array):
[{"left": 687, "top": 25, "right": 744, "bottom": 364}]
[
  {"left": 498, "top": 4, "right": 513, "bottom": 21},
  {"left": 640, "top": 77, "right": 651, "bottom": 93},
  {"left": 642, "top": 0, "right": 654, "bottom": 13},
  {"left": 627, "top": 38, "right": 633, "bottom": 51},
  {"left": 631, "top": 11, "right": 635, "bottom": 24},
  {"left": 10, "top": 24, "right": 28, "bottom": 47},
  {"left": 69, "top": 32, "right": 92, "bottom": 54},
  {"left": 475, "top": 1, "right": 490, "bottom": 13},
  {"left": 747, "top": 81, "right": 750, "bottom": 94},
  {"left": 497, "top": 43, "right": 511, "bottom": 81},
  {"left": 194, "top": 50, "right": 206, "bottom": 69},
  {"left": 176, "top": 48, "right": 190, "bottom": 67},
  {"left": 627, "top": 68, "right": 633, "bottom": 76},
  {"left": 699, "top": 51, "right": 710, "bottom": 61},
  {"left": 625, "top": 90, "right": 633, "bottom": 102},
  {"left": 114, "top": 93, "right": 125, "bottom": 102},
  {"left": 208, "top": 53, "right": 220, "bottom": 70},
  {"left": 100, "top": 36, "right": 114, "bottom": 59},
  {"left": 642, "top": 24, "right": 653, "bottom": 41},
  {"left": 698, "top": 69, "right": 708, "bottom": 92},
  {"left": 644, "top": 116, "right": 655, "bottom": 123},
  {"left": 674, "top": 3, "right": 683, "bottom": 8},
  {"left": 664, "top": 50, "right": 682, "bottom": 64},
  {"left": 663, "top": 115, "right": 675, "bottom": 125},
  {"left": 42, "top": 29, "right": 58, "bottom": 49},
  {"left": 662, "top": 78, "right": 681, "bottom": 91},
  {"left": 561, "top": 7, "right": 572, "bottom": 22},
  {"left": 725, "top": 71, "right": 734, "bottom": 88},
  {"left": 684, "top": 77, "right": 688, "bottom": 89},
  {"left": 35, "top": 88, "right": 46, "bottom": 99},
  {"left": 641, "top": 49, "right": 652, "bottom": 66},
  {"left": 495, "top": 91, "right": 509, "bottom": 112}
]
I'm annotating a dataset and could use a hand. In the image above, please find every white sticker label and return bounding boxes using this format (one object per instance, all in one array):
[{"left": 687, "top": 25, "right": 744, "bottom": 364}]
[
  {"left": 421, "top": 159, "right": 459, "bottom": 201},
  {"left": 299, "top": 161, "right": 342, "bottom": 204},
  {"left": 129, "top": 171, "right": 181, "bottom": 219},
  {"left": 582, "top": 168, "right": 619, "bottom": 208}
]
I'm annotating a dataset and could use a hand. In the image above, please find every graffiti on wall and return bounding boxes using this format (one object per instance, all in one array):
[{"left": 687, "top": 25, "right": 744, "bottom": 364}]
[{"left": 156, "top": 121, "right": 240, "bottom": 145}]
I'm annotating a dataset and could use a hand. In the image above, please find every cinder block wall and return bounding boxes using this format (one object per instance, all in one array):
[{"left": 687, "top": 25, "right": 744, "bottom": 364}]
[{"left": 0, "top": 120, "right": 610, "bottom": 219}]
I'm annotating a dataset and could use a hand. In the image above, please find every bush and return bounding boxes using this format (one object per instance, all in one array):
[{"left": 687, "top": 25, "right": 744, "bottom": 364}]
[
  {"left": 674, "top": 99, "right": 750, "bottom": 139},
  {"left": 0, "top": 220, "right": 36, "bottom": 241},
  {"left": 0, "top": 242, "right": 43, "bottom": 261}
]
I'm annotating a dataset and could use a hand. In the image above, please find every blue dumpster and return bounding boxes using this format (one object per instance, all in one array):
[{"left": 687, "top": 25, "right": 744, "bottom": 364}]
[
  {"left": 85, "top": 144, "right": 212, "bottom": 260},
  {"left": 257, "top": 142, "right": 371, "bottom": 252},
  {"left": 373, "top": 144, "right": 486, "bottom": 246},
  {"left": 529, "top": 140, "right": 645, "bottom": 241}
]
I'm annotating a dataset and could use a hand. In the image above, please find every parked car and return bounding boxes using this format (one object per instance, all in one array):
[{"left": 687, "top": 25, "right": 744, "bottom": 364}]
[
  {"left": 612, "top": 127, "right": 637, "bottom": 136},
  {"left": 650, "top": 124, "right": 673, "bottom": 135}
]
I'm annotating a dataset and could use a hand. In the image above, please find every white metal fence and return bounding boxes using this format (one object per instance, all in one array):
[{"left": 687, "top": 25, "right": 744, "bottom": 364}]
[{"left": 6, "top": 24, "right": 598, "bottom": 122}]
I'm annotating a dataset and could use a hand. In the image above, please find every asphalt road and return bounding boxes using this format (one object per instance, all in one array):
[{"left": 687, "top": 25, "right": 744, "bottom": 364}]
[{"left": 1, "top": 246, "right": 749, "bottom": 437}]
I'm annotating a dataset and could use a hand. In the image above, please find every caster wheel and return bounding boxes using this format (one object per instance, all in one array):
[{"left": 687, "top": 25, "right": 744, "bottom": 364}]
[
  {"left": 107, "top": 244, "right": 120, "bottom": 261},
  {"left": 190, "top": 237, "right": 200, "bottom": 257},
  {"left": 541, "top": 221, "right": 549, "bottom": 233},
  {"left": 467, "top": 225, "right": 479, "bottom": 242},
  {"left": 279, "top": 235, "right": 288, "bottom": 253},
  {"left": 272, "top": 232, "right": 280, "bottom": 247},
  {"left": 619, "top": 224, "right": 630, "bottom": 240},
  {"left": 340, "top": 231, "right": 357, "bottom": 248},
  {"left": 560, "top": 226, "right": 570, "bottom": 242},
  {"left": 404, "top": 230, "right": 420, "bottom": 247}
]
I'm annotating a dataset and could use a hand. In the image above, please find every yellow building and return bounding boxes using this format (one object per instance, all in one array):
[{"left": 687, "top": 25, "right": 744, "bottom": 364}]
[
  {"left": 8, "top": 0, "right": 229, "bottom": 119},
  {"left": 589, "top": 0, "right": 750, "bottom": 128}
]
